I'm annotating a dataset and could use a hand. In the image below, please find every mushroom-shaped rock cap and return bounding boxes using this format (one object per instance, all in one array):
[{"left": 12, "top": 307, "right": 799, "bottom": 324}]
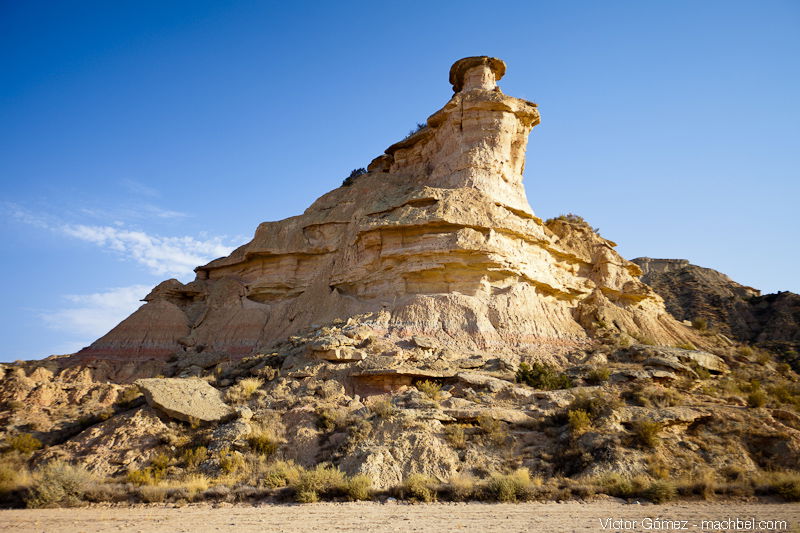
[{"left": 449, "top": 56, "right": 506, "bottom": 92}]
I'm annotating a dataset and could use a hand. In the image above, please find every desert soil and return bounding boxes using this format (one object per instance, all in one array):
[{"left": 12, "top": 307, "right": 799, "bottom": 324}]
[{"left": 1, "top": 501, "right": 799, "bottom": 532}]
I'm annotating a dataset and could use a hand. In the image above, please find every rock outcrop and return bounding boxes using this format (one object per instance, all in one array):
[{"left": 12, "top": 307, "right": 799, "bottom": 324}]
[
  {"left": 74, "top": 56, "right": 705, "bottom": 368},
  {"left": 135, "top": 378, "right": 235, "bottom": 423},
  {"left": 633, "top": 257, "right": 800, "bottom": 356}
]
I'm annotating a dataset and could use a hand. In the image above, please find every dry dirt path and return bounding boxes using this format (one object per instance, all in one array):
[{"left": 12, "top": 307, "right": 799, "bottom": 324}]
[{"left": 1, "top": 501, "right": 799, "bottom": 532}]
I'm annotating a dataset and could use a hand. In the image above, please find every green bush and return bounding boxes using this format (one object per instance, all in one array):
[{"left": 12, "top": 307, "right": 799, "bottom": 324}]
[
  {"left": 403, "top": 473, "right": 437, "bottom": 502},
  {"left": 263, "top": 460, "right": 302, "bottom": 489},
  {"left": 747, "top": 389, "right": 767, "bottom": 408},
  {"left": 182, "top": 446, "right": 208, "bottom": 469},
  {"left": 345, "top": 474, "right": 373, "bottom": 501},
  {"left": 516, "top": 362, "right": 572, "bottom": 390},
  {"left": 632, "top": 420, "right": 663, "bottom": 449},
  {"left": 26, "top": 461, "right": 94, "bottom": 508},
  {"left": 586, "top": 367, "right": 610, "bottom": 385},
  {"left": 567, "top": 409, "right": 592, "bottom": 434},
  {"left": 7, "top": 433, "right": 42, "bottom": 454},
  {"left": 416, "top": 380, "right": 443, "bottom": 402}
]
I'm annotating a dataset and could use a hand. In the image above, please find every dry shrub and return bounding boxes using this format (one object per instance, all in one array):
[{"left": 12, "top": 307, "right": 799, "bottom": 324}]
[
  {"left": 217, "top": 448, "right": 246, "bottom": 474},
  {"left": 317, "top": 408, "right": 351, "bottom": 432},
  {"left": 26, "top": 461, "right": 94, "bottom": 508},
  {"left": 138, "top": 485, "right": 168, "bottom": 503},
  {"left": 182, "top": 446, "right": 208, "bottom": 468},
  {"left": 345, "top": 474, "right": 372, "bottom": 501},
  {"left": 291, "top": 464, "right": 346, "bottom": 503},
  {"left": 416, "top": 380, "right": 443, "bottom": 402},
  {"left": 263, "top": 460, "right": 302, "bottom": 489},
  {"left": 7, "top": 433, "right": 42, "bottom": 454},
  {"left": 586, "top": 367, "right": 611, "bottom": 385},
  {"left": 624, "top": 385, "right": 682, "bottom": 408},
  {"left": 516, "top": 362, "right": 572, "bottom": 390},
  {"left": 445, "top": 473, "right": 476, "bottom": 501},
  {"left": 756, "top": 471, "right": 800, "bottom": 501},
  {"left": 486, "top": 468, "right": 539, "bottom": 502},
  {"left": 478, "top": 416, "right": 508, "bottom": 446},
  {"left": 402, "top": 473, "right": 438, "bottom": 503},
  {"left": 247, "top": 426, "right": 279, "bottom": 457},
  {"left": 632, "top": 420, "right": 663, "bottom": 449},
  {"left": 567, "top": 409, "right": 592, "bottom": 435},
  {"left": 747, "top": 389, "right": 767, "bottom": 408},
  {"left": 368, "top": 397, "right": 397, "bottom": 418},
  {"left": 593, "top": 473, "right": 644, "bottom": 499},
  {"left": 444, "top": 424, "right": 467, "bottom": 449},
  {"left": 0, "top": 456, "right": 32, "bottom": 502},
  {"left": 645, "top": 480, "right": 676, "bottom": 503},
  {"left": 226, "top": 377, "right": 263, "bottom": 404}
]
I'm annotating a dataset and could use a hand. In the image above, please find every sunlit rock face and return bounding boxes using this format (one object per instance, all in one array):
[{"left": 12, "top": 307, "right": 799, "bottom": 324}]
[{"left": 75, "top": 56, "right": 703, "bottom": 365}]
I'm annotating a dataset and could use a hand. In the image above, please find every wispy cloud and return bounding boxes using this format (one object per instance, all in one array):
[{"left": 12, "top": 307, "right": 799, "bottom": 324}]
[
  {"left": 121, "top": 179, "right": 160, "bottom": 198},
  {"left": 41, "top": 285, "right": 152, "bottom": 349},
  {"left": 62, "top": 224, "right": 235, "bottom": 277},
  {"left": 6, "top": 203, "right": 238, "bottom": 278}
]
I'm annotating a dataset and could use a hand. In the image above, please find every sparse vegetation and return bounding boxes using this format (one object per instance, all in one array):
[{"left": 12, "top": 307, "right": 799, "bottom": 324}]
[
  {"left": 26, "top": 461, "right": 94, "bottom": 508},
  {"left": 586, "top": 366, "right": 610, "bottom": 385},
  {"left": 692, "top": 318, "right": 708, "bottom": 331},
  {"left": 225, "top": 377, "right": 263, "bottom": 404},
  {"left": 516, "top": 362, "right": 572, "bottom": 390},
  {"left": 182, "top": 446, "right": 208, "bottom": 469},
  {"left": 263, "top": 460, "right": 302, "bottom": 489},
  {"left": 748, "top": 388, "right": 767, "bottom": 408},
  {"left": 342, "top": 168, "right": 367, "bottom": 187},
  {"left": 631, "top": 420, "right": 663, "bottom": 449},
  {"left": 485, "top": 469, "right": 539, "bottom": 502},
  {"left": 402, "top": 473, "right": 437, "bottom": 502},
  {"left": 6, "top": 433, "right": 42, "bottom": 454},
  {"left": 416, "top": 380, "right": 443, "bottom": 402},
  {"left": 291, "top": 464, "right": 347, "bottom": 503},
  {"left": 247, "top": 426, "right": 279, "bottom": 457},
  {"left": 444, "top": 424, "right": 468, "bottom": 449},
  {"left": 567, "top": 409, "right": 592, "bottom": 435},
  {"left": 345, "top": 473, "right": 372, "bottom": 501},
  {"left": 368, "top": 397, "right": 397, "bottom": 418},
  {"left": 477, "top": 416, "right": 508, "bottom": 446},
  {"left": 645, "top": 480, "right": 676, "bottom": 503}
]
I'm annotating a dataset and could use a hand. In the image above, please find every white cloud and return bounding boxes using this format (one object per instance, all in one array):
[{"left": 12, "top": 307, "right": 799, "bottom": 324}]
[
  {"left": 62, "top": 224, "right": 235, "bottom": 277},
  {"left": 41, "top": 284, "right": 152, "bottom": 340}
]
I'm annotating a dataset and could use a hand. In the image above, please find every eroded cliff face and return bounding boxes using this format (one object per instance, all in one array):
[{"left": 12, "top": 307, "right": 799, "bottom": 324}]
[
  {"left": 75, "top": 57, "right": 704, "bottom": 367},
  {"left": 633, "top": 257, "right": 800, "bottom": 361}
]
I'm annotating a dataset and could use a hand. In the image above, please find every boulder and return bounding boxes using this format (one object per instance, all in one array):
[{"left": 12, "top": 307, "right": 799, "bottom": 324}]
[{"left": 135, "top": 378, "right": 235, "bottom": 423}]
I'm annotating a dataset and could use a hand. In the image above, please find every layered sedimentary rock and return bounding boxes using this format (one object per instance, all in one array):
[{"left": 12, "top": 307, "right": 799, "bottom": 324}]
[
  {"left": 76, "top": 57, "right": 704, "bottom": 365},
  {"left": 634, "top": 257, "right": 800, "bottom": 356}
]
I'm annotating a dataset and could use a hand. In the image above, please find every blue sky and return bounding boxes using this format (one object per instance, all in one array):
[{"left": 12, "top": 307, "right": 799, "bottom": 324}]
[{"left": 1, "top": 1, "right": 798, "bottom": 362}]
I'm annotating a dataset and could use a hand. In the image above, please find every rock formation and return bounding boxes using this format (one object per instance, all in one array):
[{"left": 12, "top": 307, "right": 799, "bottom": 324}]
[
  {"left": 633, "top": 257, "right": 800, "bottom": 359},
  {"left": 75, "top": 56, "right": 705, "bottom": 371},
  {"left": 2, "top": 57, "right": 798, "bottom": 504}
]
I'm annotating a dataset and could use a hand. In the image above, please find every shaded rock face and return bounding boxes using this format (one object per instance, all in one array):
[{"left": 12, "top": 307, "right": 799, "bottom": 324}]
[
  {"left": 633, "top": 257, "right": 800, "bottom": 353},
  {"left": 74, "top": 58, "right": 704, "bottom": 366}
]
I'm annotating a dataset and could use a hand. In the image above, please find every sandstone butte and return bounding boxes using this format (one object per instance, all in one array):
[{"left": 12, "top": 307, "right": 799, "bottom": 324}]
[
  {"left": 70, "top": 55, "right": 709, "bottom": 382},
  {"left": 3, "top": 57, "right": 799, "bottom": 499}
]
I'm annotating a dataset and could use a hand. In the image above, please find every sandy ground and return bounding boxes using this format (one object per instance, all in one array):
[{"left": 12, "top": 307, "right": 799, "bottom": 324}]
[{"left": 1, "top": 501, "right": 799, "bottom": 533}]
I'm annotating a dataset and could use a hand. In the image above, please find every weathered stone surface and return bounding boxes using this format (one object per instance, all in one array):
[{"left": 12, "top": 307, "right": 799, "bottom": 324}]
[
  {"left": 69, "top": 56, "right": 707, "bottom": 367},
  {"left": 135, "top": 378, "right": 234, "bottom": 423}
]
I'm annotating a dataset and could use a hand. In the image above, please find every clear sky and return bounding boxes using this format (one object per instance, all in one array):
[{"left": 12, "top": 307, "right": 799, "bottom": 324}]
[{"left": 1, "top": 0, "right": 799, "bottom": 362}]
